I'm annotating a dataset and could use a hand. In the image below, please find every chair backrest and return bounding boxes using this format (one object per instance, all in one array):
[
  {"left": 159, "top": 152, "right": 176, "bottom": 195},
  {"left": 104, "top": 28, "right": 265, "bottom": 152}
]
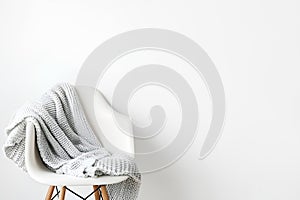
[{"left": 75, "top": 85, "right": 134, "bottom": 156}]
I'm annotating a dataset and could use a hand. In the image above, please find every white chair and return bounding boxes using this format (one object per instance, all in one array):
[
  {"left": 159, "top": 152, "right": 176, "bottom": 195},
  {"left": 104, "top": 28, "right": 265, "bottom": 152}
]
[{"left": 24, "top": 86, "right": 134, "bottom": 200}]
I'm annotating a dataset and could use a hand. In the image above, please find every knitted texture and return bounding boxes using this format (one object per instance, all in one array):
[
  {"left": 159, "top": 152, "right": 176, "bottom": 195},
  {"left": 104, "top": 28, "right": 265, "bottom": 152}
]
[{"left": 3, "top": 83, "right": 141, "bottom": 200}]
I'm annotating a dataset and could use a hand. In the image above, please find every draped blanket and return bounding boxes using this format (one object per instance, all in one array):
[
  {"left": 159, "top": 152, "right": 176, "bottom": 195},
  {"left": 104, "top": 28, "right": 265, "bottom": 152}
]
[{"left": 3, "top": 83, "right": 141, "bottom": 200}]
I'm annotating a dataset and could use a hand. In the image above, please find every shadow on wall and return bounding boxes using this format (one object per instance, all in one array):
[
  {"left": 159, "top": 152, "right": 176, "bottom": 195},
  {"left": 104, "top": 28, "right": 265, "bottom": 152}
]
[{"left": 138, "top": 163, "right": 217, "bottom": 200}]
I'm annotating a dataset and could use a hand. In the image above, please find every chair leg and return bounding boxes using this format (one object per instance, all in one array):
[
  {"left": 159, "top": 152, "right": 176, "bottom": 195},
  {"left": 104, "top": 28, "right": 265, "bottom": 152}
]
[
  {"left": 100, "top": 185, "right": 109, "bottom": 200},
  {"left": 59, "top": 186, "right": 66, "bottom": 200},
  {"left": 93, "top": 185, "right": 100, "bottom": 200},
  {"left": 45, "top": 186, "right": 55, "bottom": 200}
]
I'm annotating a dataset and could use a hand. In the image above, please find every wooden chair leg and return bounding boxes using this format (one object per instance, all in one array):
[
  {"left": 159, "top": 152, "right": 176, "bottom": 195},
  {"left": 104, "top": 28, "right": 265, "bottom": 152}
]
[
  {"left": 100, "top": 185, "right": 109, "bottom": 200},
  {"left": 59, "top": 186, "right": 66, "bottom": 200},
  {"left": 45, "top": 186, "right": 55, "bottom": 200},
  {"left": 93, "top": 185, "right": 100, "bottom": 200}
]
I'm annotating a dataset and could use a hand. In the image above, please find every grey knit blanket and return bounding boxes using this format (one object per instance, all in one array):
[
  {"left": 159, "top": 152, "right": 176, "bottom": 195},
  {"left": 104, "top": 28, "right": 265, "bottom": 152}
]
[{"left": 3, "top": 83, "right": 141, "bottom": 200}]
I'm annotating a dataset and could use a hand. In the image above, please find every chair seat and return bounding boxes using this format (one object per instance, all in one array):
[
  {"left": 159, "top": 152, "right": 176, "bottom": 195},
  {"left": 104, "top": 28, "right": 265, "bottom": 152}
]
[
  {"left": 25, "top": 122, "right": 130, "bottom": 187},
  {"left": 30, "top": 169, "right": 129, "bottom": 186}
]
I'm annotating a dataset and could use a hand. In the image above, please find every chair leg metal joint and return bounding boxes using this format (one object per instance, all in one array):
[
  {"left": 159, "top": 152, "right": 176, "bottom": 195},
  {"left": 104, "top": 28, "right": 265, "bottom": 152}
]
[
  {"left": 49, "top": 186, "right": 60, "bottom": 200},
  {"left": 47, "top": 185, "right": 107, "bottom": 200}
]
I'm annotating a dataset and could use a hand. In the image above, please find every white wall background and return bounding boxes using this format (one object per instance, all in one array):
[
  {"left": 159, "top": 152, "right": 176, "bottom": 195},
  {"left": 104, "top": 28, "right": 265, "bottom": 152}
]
[{"left": 1, "top": 0, "right": 300, "bottom": 199}]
